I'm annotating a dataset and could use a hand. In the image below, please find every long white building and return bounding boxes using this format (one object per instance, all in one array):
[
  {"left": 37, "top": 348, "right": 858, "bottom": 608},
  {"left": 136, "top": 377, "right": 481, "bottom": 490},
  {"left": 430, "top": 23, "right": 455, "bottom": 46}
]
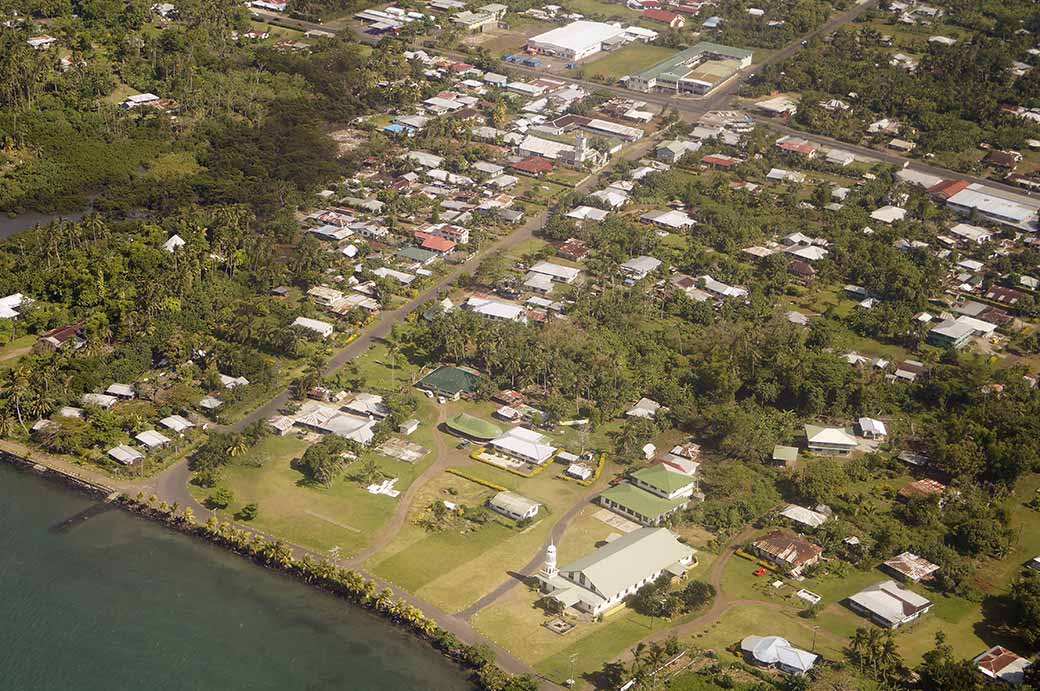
[{"left": 527, "top": 21, "right": 626, "bottom": 60}]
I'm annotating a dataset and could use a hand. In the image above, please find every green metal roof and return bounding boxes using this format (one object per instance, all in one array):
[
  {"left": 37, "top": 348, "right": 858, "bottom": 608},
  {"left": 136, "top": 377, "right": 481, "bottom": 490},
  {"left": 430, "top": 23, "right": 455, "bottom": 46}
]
[
  {"left": 772, "top": 445, "right": 798, "bottom": 462},
  {"left": 446, "top": 413, "right": 501, "bottom": 440},
  {"left": 599, "top": 483, "right": 687, "bottom": 520},
  {"left": 631, "top": 464, "right": 693, "bottom": 494}
]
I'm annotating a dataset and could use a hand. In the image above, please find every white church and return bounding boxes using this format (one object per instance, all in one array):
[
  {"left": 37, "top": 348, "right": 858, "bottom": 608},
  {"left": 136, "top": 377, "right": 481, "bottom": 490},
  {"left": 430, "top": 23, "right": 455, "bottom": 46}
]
[{"left": 536, "top": 527, "right": 695, "bottom": 616}]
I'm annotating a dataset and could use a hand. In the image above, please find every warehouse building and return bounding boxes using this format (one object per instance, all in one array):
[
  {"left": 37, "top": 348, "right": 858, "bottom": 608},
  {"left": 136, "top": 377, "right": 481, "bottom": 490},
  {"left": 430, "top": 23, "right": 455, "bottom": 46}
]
[{"left": 526, "top": 21, "right": 626, "bottom": 60}]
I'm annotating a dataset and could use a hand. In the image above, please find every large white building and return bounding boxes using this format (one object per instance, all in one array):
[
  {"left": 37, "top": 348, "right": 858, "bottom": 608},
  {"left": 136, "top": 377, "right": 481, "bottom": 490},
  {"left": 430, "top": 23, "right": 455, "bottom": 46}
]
[
  {"left": 537, "top": 527, "right": 695, "bottom": 615},
  {"left": 527, "top": 21, "right": 626, "bottom": 60}
]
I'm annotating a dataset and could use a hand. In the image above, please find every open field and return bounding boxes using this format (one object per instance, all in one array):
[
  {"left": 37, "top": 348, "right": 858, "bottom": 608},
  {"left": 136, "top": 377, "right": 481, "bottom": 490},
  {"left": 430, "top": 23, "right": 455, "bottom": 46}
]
[{"left": 190, "top": 433, "right": 440, "bottom": 557}]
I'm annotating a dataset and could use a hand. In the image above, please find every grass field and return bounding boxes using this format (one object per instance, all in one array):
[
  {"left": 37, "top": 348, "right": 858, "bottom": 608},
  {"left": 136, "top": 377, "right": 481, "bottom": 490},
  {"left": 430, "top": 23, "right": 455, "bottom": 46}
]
[
  {"left": 582, "top": 44, "right": 678, "bottom": 81},
  {"left": 192, "top": 432, "right": 437, "bottom": 557}
]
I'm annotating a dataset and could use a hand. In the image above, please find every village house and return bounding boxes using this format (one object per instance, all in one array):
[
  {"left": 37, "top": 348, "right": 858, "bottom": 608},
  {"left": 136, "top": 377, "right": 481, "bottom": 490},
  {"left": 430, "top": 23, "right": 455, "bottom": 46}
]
[
  {"left": 848, "top": 580, "right": 932, "bottom": 628},
  {"left": 537, "top": 527, "right": 695, "bottom": 616},
  {"left": 620, "top": 255, "right": 662, "bottom": 282},
  {"left": 33, "top": 322, "right": 84, "bottom": 353},
  {"left": 488, "top": 491, "right": 541, "bottom": 521},
  {"left": 753, "top": 529, "right": 823, "bottom": 573},
  {"left": 488, "top": 427, "right": 557, "bottom": 465},
  {"left": 897, "top": 478, "right": 947, "bottom": 502},
  {"left": 974, "top": 646, "right": 1032, "bottom": 686},
  {"left": 776, "top": 136, "right": 818, "bottom": 158},
  {"left": 883, "top": 551, "right": 940, "bottom": 582},
  {"left": 740, "top": 636, "right": 818, "bottom": 676},
  {"left": 780, "top": 504, "right": 829, "bottom": 530},
  {"left": 292, "top": 316, "right": 335, "bottom": 338},
  {"left": 804, "top": 424, "right": 858, "bottom": 455},
  {"left": 464, "top": 296, "right": 528, "bottom": 323},
  {"left": 629, "top": 464, "right": 697, "bottom": 501}
]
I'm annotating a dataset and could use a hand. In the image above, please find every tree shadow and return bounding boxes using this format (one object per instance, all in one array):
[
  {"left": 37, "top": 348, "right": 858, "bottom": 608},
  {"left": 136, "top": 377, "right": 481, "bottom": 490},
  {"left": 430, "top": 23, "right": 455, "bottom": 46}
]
[{"left": 975, "top": 593, "right": 1025, "bottom": 649}]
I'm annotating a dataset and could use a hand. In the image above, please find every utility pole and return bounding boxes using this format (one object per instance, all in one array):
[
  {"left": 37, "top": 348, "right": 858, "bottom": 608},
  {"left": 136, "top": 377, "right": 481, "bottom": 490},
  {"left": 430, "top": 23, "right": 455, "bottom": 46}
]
[{"left": 812, "top": 625, "right": 819, "bottom": 653}]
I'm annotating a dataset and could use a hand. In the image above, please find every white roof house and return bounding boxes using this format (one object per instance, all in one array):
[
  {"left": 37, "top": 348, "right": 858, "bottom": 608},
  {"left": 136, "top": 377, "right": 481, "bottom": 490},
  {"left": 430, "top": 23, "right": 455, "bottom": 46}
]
[
  {"left": 82, "top": 393, "right": 118, "bottom": 409},
  {"left": 567, "top": 205, "right": 609, "bottom": 221},
  {"left": 949, "top": 222, "right": 993, "bottom": 244},
  {"left": 528, "top": 261, "right": 581, "bottom": 283},
  {"left": 641, "top": 209, "right": 696, "bottom": 230},
  {"left": 0, "top": 293, "right": 27, "bottom": 319},
  {"left": 848, "top": 580, "right": 932, "bottom": 628},
  {"left": 219, "top": 374, "right": 250, "bottom": 389},
  {"left": 858, "top": 417, "right": 887, "bottom": 438},
  {"left": 464, "top": 296, "right": 527, "bottom": 323},
  {"left": 135, "top": 430, "right": 171, "bottom": 449},
  {"left": 700, "top": 275, "right": 748, "bottom": 299},
  {"left": 626, "top": 397, "right": 663, "bottom": 419},
  {"left": 524, "top": 272, "right": 555, "bottom": 293},
  {"left": 870, "top": 205, "right": 907, "bottom": 224},
  {"left": 292, "top": 316, "right": 334, "bottom": 338},
  {"left": 518, "top": 134, "right": 574, "bottom": 161},
  {"left": 105, "top": 384, "right": 136, "bottom": 399},
  {"left": 159, "top": 415, "right": 195, "bottom": 433},
  {"left": 780, "top": 504, "right": 829, "bottom": 529},
  {"left": 108, "top": 444, "right": 143, "bottom": 465},
  {"left": 621, "top": 256, "right": 662, "bottom": 280},
  {"left": 805, "top": 424, "right": 858, "bottom": 454},
  {"left": 527, "top": 20, "right": 626, "bottom": 60},
  {"left": 741, "top": 636, "right": 818, "bottom": 676},
  {"left": 489, "top": 427, "right": 557, "bottom": 465},
  {"left": 488, "top": 490, "right": 542, "bottom": 520},
  {"left": 589, "top": 189, "right": 629, "bottom": 208},
  {"left": 162, "top": 234, "right": 186, "bottom": 252}
]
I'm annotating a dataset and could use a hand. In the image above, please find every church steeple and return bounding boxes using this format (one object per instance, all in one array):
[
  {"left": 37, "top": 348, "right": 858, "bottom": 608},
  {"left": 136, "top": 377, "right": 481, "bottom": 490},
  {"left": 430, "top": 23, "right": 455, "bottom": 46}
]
[{"left": 541, "top": 541, "right": 558, "bottom": 579}]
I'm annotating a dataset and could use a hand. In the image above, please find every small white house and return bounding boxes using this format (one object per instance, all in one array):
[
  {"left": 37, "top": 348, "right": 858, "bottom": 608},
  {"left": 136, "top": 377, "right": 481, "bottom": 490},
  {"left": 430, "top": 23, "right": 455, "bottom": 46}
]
[
  {"left": 293, "top": 316, "right": 334, "bottom": 338},
  {"left": 488, "top": 490, "right": 541, "bottom": 520}
]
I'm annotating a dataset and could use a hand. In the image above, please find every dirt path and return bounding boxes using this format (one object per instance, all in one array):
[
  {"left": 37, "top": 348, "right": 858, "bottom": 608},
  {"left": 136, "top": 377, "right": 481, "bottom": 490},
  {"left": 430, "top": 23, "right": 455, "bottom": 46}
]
[{"left": 345, "top": 405, "right": 452, "bottom": 567}]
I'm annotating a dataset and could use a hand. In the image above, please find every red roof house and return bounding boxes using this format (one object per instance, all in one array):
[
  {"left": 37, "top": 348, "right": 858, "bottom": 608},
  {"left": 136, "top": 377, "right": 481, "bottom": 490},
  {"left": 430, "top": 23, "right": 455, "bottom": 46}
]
[
  {"left": 510, "top": 156, "right": 554, "bottom": 176},
  {"left": 641, "top": 8, "right": 684, "bottom": 26},
  {"left": 415, "top": 232, "right": 456, "bottom": 253}
]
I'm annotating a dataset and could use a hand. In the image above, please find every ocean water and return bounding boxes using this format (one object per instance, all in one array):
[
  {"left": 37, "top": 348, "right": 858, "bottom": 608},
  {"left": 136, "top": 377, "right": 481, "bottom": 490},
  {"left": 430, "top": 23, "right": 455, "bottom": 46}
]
[{"left": 0, "top": 464, "right": 473, "bottom": 691}]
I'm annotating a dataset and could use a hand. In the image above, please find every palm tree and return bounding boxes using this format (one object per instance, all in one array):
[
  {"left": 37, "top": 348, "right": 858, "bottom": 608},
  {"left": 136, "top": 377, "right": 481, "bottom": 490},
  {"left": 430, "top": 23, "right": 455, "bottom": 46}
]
[{"left": 225, "top": 435, "right": 249, "bottom": 458}]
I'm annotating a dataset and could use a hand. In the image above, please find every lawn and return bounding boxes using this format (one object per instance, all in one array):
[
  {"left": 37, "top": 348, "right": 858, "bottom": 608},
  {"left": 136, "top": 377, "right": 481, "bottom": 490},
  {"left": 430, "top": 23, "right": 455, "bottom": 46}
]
[
  {"left": 688, "top": 602, "right": 845, "bottom": 663},
  {"left": 582, "top": 44, "right": 678, "bottom": 81},
  {"left": 192, "top": 432, "right": 437, "bottom": 557}
]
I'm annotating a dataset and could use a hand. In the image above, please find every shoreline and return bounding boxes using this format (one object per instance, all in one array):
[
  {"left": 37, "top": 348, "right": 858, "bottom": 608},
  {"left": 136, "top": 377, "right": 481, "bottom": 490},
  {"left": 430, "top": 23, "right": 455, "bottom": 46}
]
[{"left": 0, "top": 450, "right": 543, "bottom": 691}]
